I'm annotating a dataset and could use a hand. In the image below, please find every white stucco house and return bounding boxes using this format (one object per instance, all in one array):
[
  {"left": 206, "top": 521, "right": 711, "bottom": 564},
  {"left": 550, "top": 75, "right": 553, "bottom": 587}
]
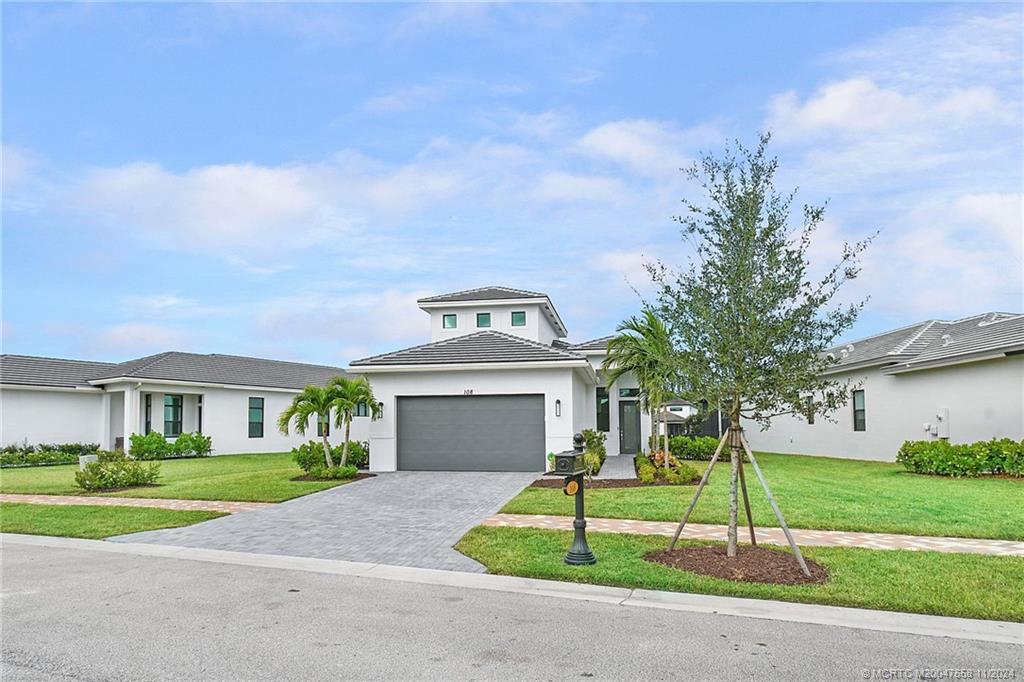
[
  {"left": 0, "top": 353, "right": 369, "bottom": 453},
  {"left": 745, "top": 312, "right": 1024, "bottom": 461},
  {"left": 350, "top": 286, "right": 652, "bottom": 472}
]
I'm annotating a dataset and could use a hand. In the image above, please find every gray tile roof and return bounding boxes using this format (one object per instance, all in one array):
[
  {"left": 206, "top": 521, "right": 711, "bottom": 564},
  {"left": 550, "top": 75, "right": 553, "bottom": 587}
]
[
  {"left": 569, "top": 335, "right": 614, "bottom": 351},
  {"left": 1, "top": 352, "right": 351, "bottom": 390},
  {"left": 0, "top": 355, "right": 116, "bottom": 388},
  {"left": 89, "top": 352, "right": 352, "bottom": 389},
  {"left": 417, "top": 286, "right": 548, "bottom": 304},
  {"left": 827, "top": 312, "right": 1024, "bottom": 372},
  {"left": 350, "top": 331, "right": 587, "bottom": 367}
]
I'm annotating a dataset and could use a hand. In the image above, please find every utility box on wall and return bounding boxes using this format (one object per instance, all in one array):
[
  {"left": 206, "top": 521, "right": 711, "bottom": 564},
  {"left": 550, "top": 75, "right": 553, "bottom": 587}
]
[{"left": 935, "top": 407, "right": 950, "bottom": 439}]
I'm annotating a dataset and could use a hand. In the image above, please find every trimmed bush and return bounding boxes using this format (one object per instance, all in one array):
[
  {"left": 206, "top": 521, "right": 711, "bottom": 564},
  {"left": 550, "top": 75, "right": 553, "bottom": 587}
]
[
  {"left": 669, "top": 435, "right": 720, "bottom": 461},
  {"left": 293, "top": 441, "right": 369, "bottom": 473},
  {"left": 307, "top": 464, "right": 360, "bottom": 480},
  {"left": 581, "top": 428, "right": 607, "bottom": 477},
  {"left": 896, "top": 438, "right": 1024, "bottom": 478},
  {"left": 129, "top": 432, "right": 212, "bottom": 460},
  {"left": 0, "top": 442, "right": 100, "bottom": 468},
  {"left": 74, "top": 450, "right": 161, "bottom": 491},
  {"left": 343, "top": 441, "right": 369, "bottom": 469},
  {"left": 635, "top": 452, "right": 699, "bottom": 485}
]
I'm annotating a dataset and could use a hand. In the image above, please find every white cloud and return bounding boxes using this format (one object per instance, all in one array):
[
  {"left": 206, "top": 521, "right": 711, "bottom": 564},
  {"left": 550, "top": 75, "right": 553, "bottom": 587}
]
[
  {"left": 364, "top": 85, "right": 444, "bottom": 113},
  {"left": 532, "top": 172, "right": 626, "bottom": 204},
  {"left": 90, "top": 323, "right": 189, "bottom": 354},
  {"left": 579, "top": 119, "right": 688, "bottom": 177},
  {"left": 2, "top": 144, "right": 41, "bottom": 187},
  {"left": 121, "top": 294, "right": 197, "bottom": 311},
  {"left": 509, "top": 110, "right": 572, "bottom": 139},
  {"left": 595, "top": 249, "right": 653, "bottom": 290},
  {"left": 953, "top": 192, "right": 1023, "bottom": 253}
]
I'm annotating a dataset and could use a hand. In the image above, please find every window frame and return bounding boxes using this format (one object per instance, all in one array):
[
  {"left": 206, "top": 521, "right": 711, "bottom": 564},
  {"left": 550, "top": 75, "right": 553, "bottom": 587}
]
[
  {"left": 197, "top": 395, "right": 203, "bottom": 434},
  {"left": 618, "top": 388, "right": 640, "bottom": 398},
  {"left": 852, "top": 390, "right": 866, "bottom": 432},
  {"left": 476, "top": 312, "right": 491, "bottom": 328},
  {"left": 163, "top": 394, "right": 183, "bottom": 438},
  {"left": 248, "top": 397, "right": 264, "bottom": 438},
  {"left": 596, "top": 387, "right": 610, "bottom": 432},
  {"left": 317, "top": 412, "right": 330, "bottom": 437},
  {"left": 442, "top": 314, "right": 457, "bottom": 329},
  {"left": 511, "top": 311, "right": 526, "bottom": 327},
  {"left": 805, "top": 396, "right": 815, "bottom": 425},
  {"left": 354, "top": 402, "right": 369, "bottom": 417},
  {"left": 144, "top": 394, "right": 152, "bottom": 434}
]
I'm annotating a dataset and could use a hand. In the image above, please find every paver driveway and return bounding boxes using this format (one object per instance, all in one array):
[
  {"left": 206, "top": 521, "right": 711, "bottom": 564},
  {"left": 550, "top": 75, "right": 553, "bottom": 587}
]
[{"left": 109, "top": 471, "right": 538, "bottom": 572}]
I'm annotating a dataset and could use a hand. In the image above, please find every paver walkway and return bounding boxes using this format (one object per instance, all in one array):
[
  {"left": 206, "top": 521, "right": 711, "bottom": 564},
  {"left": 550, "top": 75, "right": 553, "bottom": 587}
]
[
  {"left": 592, "top": 455, "right": 636, "bottom": 480},
  {"left": 0, "top": 493, "right": 271, "bottom": 514},
  {"left": 108, "top": 472, "right": 539, "bottom": 572},
  {"left": 484, "top": 513, "right": 1024, "bottom": 556}
]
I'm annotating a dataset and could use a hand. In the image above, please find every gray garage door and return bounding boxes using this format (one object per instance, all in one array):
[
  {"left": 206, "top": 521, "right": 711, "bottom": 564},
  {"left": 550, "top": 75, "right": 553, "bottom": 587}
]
[{"left": 397, "top": 395, "right": 545, "bottom": 471}]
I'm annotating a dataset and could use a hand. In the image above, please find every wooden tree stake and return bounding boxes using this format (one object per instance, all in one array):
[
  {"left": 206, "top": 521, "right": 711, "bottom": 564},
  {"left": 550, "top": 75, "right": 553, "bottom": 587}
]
[
  {"left": 739, "top": 431, "right": 811, "bottom": 577},
  {"left": 737, "top": 453, "right": 757, "bottom": 546},
  {"left": 668, "top": 430, "right": 729, "bottom": 551}
]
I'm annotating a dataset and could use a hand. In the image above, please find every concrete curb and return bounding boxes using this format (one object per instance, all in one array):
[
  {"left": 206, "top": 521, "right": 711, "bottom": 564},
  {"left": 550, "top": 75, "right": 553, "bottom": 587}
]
[{"left": 3, "top": 533, "right": 1020, "bottom": 645}]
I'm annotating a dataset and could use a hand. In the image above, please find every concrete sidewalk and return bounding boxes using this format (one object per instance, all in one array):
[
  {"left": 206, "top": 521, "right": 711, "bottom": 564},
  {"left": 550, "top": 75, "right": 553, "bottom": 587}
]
[
  {"left": 484, "top": 513, "right": 1024, "bottom": 556},
  {"left": 0, "top": 492, "right": 272, "bottom": 514}
]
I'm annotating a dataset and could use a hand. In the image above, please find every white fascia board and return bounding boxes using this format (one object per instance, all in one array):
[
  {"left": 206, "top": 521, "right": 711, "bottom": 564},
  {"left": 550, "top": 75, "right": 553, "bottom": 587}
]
[
  {"left": 354, "top": 359, "right": 597, "bottom": 379},
  {"left": 87, "top": 377, "right": 300, "bottom": 393},
  {"left": 881, "top": 350, "right": 1016, "bottom": 375},
  {"left": 0, "top": 383, "right": 105, "bottom": 393},
  {"left": 418, "top": 297, "right": 569, "bottom": 338}
]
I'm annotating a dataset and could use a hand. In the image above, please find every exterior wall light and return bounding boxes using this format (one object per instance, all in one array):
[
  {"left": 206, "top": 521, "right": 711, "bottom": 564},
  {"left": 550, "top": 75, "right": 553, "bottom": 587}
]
[
  {"left": 555, "top": 399, "right": 561, "bottom": 417},
  {"left": 378, "top": 402, "right": 384, "bottom": 417}
]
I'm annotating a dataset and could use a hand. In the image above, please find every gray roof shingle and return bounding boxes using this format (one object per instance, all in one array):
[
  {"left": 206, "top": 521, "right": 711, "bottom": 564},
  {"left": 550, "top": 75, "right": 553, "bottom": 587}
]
[
  {"left": 1, "top": 352, "right": 351, "bottom": 390},
  {"left": 827, "top": 312, "right": 1024, "bottom": 372},
  {"left": 0, "top": 355, "right": 116, "bottom": 388},
  {"left": 350, "top": 331, "right": 587, "bottom": 367},
  {"left": 417, "top": 286, "right": 548, "bottom": 304},
  {"left": 569, "top": 336, "right": 614, "bottom": 351},
  {"left": 89, "top": 352, "right": 352, "bottom": 389}
]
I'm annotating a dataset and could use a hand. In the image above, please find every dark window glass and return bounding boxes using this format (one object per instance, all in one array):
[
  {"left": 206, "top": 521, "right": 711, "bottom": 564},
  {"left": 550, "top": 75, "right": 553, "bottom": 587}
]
[
  {"left": 805, "top": 396, "right": 815, "bottom": 425},
  {"left": 355, "top": 402, "right": 369, "bottom": 417},
  {"left": 596, "top": 387, "right": 610, "bottom": 432},
  {"left": 248, "top": 397, "right": 264, "bottom": 438},
  {"left": 852, "top": 390, "right": 866, "bottom": 431},
  {"left": 163, "top": 394, "right": 183, "bottom": 438},
  {"left": 442, "top": 314, "right": 457, "bottom": 329},
  {"left": 317, "top": 413, "right": 330, "bottom": 437},
  {"left": 619, "top": 388, "right": 640, "bottom": 398},
  {"left": 197, "top": 395, "right": 203, "bottom": 434},
  {"left": 144, "top": 394, "right": 152, "bottom": 434},
  {"left": 511, "top": 311, "right": 526, "bottom": 327},
  {"left": 476, "top": 312, "right": 491, "bottom": 328}
]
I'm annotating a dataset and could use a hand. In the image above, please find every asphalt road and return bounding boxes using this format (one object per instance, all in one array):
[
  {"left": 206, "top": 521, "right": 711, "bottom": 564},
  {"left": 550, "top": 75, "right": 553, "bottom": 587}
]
[{"left": 2, "top": 543, "right": 1020, "bottom": 681}]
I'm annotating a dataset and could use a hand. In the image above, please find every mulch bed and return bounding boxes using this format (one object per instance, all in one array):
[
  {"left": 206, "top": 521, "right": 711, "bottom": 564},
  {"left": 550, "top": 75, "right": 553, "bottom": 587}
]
[
  {"left": 530, "top": 478, "right": 685, "bottom": 489},
  {"left": 645, "top": 545, "right": 828, "bottom": 585},
  {"left": 290, "top": 473, "right": 376, "bottom": 482}
]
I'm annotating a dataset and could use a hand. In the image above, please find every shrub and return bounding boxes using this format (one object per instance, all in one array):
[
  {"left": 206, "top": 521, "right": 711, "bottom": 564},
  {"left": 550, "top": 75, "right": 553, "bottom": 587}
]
[
  {"left": 129, "top": 432, "right": 171, "bottom": 460},
  {"left": 635, "top": 452, "right": 698, "bottom": 485},
  {"left": 343, "top": 440, "right": 369, "bottom": 469},
  {"left": 896, "top": 438, "right": 1024, "bottom": 477},
  {"left": 670, "top": 435, "right": 720, "bottom": 461},
  {"left": 307, "top": 464, "right": 359, "bottom": 480},
  {"left": 636, "top": 455, "right": 657, "bottom": 484},
  {"left": 0, "top": 442, "right": 99, "bottom": 468},
  {"left": 130, "top": 432, "right": 212, "bottom": 460},
  {"left": 74, "top": 450, "right": 161, "bottom": 491}
]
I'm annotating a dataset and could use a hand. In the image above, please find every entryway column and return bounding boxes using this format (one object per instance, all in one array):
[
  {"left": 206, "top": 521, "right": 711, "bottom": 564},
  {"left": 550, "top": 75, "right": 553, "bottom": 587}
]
[{"left": 122, "top": 385, "right": 138, "bottom": 448}]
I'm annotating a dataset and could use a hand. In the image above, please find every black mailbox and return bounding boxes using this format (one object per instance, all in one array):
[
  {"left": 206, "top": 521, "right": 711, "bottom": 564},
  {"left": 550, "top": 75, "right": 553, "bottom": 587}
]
[{"left": 551, "top": 432, "right": 586, "bottom": 474}]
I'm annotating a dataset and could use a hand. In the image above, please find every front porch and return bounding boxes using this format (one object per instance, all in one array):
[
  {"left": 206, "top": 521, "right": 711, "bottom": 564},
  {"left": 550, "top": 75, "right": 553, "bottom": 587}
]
[{"left": 104, "top": 384, "right": 204, "bottom": 451}]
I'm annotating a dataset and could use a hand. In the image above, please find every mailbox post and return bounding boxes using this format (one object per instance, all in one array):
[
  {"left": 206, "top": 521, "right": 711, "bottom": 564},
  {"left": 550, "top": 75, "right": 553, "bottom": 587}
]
[{"left": 547, "top": 433, "right": 596, "bottom": 565}]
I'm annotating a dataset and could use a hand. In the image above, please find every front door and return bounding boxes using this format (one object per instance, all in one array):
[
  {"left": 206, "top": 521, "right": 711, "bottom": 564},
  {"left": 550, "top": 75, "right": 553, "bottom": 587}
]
[{"left": 619, "top": 400, "right": 641, "bottom": 454}]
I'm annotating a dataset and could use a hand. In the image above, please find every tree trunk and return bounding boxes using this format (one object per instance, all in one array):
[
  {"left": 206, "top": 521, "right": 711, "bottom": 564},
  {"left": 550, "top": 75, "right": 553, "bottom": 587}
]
[
  {"left": 727, "top": 422, "right": 740, "bottom": 558},
  {"left": 322, "top": 425, "right": 335, "bottom": 469},
  {"left": 340, "top": 419, "right": 352, "bottom": 467}
]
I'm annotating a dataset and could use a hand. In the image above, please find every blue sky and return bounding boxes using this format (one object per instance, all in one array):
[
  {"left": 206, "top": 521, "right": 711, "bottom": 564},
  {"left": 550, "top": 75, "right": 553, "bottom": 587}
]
[{"left": 3, "top": 3, "right": 1021, "bottom": 366}]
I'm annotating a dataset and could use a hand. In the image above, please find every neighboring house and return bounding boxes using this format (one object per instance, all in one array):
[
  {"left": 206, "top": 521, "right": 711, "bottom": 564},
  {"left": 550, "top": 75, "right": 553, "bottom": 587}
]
[
  {"left": 745, "top": 312, "right": 1024, "bottom": 461},
  {"left": 0, "top": 352, "right": 369, "bottom": 453},
  {"left": 350, "top": 286, "right": 651, "bottom": 472},
  {"left": 657, "top": 399, "right": 699, "bottom": 438}
]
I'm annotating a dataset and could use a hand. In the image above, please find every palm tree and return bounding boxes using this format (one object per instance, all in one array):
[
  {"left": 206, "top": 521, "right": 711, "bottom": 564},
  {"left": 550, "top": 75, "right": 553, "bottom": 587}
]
[
  {"left": 277, "top": 384, "right": 339, "bottom": 468},
  {"left": 602, "top": 309, "right": 676, "bottom": 463},
  {"left": 328, "top": 376, "right": 381, "bottom": 466}
]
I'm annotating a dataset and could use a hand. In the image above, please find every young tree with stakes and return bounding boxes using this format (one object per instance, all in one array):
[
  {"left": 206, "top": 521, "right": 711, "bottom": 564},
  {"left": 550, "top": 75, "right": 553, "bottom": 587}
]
[{"left": 649, "top": 133, "right": 872, "bottom": 574}]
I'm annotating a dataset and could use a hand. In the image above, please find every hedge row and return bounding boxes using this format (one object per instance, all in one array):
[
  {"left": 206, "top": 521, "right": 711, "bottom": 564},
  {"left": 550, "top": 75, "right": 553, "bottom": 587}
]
[
  {"left": 129, "top": 432, "right": 213, "bottom": 460},
  {"left": 0, "top": 442, "right": 100, "bottom": 468},
  {"left": 896, "top": 438, "right": 1024, "bottom": 478},
  {"left": 669, "top": 435, "right": 721, "bottom": 461}
]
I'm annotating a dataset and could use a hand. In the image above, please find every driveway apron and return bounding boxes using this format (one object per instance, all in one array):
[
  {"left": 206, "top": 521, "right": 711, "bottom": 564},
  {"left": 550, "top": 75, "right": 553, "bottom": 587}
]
[{"left": 108, "top": 471, "right": 538, "bottom": 572}]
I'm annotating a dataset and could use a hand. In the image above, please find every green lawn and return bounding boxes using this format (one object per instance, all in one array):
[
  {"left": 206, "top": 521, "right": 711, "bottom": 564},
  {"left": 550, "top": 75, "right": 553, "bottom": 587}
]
[
  {"left": 0, "top": 502, "right": 225, "bottom": 539},
  {"left": 502, "top": 453, "right": 1024, "bottom": 540},
  {"left": 457, "top": 526, "right": 1024, "bottom": 622},
  {"left": 0, "top": 453, "right": 354, "bottom": 503}
]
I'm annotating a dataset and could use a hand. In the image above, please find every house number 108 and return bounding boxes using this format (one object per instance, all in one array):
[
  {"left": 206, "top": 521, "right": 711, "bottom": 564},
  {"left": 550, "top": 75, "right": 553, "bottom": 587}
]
[{"left": 464, "top": 389, "right": 473, "bottom": 395}]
